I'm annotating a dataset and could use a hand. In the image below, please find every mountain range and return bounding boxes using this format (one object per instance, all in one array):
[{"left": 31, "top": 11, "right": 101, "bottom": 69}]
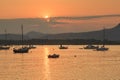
[{"left": 0, "top": 23, "right": 120, "bottom": 41}]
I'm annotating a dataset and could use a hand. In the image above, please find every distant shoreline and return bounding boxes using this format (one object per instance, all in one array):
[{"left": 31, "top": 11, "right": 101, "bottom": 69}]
[{"left": 0, "top": 39, "right": 120, "bottom": 45}]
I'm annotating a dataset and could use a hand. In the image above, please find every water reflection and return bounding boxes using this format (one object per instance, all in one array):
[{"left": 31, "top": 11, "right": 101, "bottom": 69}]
[
  {"left": 44, "top": 47, "right": 51, "bottom": 80},
  {"left": 0, "top": 45, "right": 120, "bottom": 80}
]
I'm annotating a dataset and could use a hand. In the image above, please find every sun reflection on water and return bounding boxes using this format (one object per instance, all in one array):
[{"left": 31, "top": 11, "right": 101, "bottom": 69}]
[{"left": 44, "top": 47, "right": 51, "bottom": 80}]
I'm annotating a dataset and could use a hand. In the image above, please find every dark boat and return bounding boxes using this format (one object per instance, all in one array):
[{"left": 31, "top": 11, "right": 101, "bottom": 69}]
[
  {"left": 13, "top": 24, "right": 29, "bottom": 53},
  {"left": 59, "top": 45, "right": 68, "bottom": 49},
  {"left": 48, "top": 54, "right": 60, "bottom": 58},
  {"left": 13, "top": 47, "right": 29, "bottom": 53}
]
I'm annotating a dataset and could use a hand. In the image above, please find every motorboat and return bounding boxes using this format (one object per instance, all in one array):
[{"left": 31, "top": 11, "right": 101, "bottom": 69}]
[
  {"left": 0, "top": 46, "right": 10, "bottom": 50},
  {"left": 28, "top": 45, "right": 36, "bottom": 49},
  {"left": 96, "top": 46, "right": 109, "bottom": 51},
  {"left": 84, "top": 45, "right": 98, "bottom": 49},
  {"left": 59, "top": 45, "right": 68, "bottom": 49},
  {"left": 13, "top": 47, "right": 29, "bottom": 53},
  {"left": 48, "top": 54, "right": 60, "bottom": 58}
]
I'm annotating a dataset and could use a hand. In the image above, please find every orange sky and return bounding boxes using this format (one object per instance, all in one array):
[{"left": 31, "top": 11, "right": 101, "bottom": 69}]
[{"left": 0, "top": 0, "right": 120, "bottom": 18}]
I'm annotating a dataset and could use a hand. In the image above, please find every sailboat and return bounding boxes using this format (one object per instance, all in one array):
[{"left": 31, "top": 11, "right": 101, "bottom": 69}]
[
  {"left": 13, "top": 24, "right": 29, "bottom": 53},
  {"left": 96, "top": 27, "right": 109, "bottom": 51},
  {"left": 0, "top": 29, "right": 10, "bottom": 50}
]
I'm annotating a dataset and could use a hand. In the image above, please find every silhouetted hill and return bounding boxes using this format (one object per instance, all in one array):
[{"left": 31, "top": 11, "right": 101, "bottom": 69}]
[
  {"left": 0, "top": 23, "right": 120, "bottom": 41},
  {"left": 26, "top": 31, "right": 47, "bottom": 39},
  {"left": 0, "top": 34, "right": 29, "bottom": 40},
  {"left": 40, "top": 23, "right": 120, "bottom": 41}
]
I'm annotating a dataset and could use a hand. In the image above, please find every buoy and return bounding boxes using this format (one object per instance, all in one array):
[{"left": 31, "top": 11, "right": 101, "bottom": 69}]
[{"left": 74, "top": 55, "right": 77, "bottom": 57}]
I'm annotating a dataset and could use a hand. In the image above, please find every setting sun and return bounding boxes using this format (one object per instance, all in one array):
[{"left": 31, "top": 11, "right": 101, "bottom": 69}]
[{"left": 45, "top": 16, "right": 49, "bottom": 19}]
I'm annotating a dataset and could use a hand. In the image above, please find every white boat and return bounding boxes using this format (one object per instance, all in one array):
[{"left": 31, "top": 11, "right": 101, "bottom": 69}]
[
  {"left": 28, "top": 45, "right": 36, "bottom": 49},
  {"left": 0, "top": 46, "right": 10, "bottom": 50},
  {"left": 13, "top": 25, "right": 29, "bottom": 53},
  {"left": 84, "top": 44, "right": 98, "bottom": 49},
  {"left": 96, "top": 46, "right": 109, "bottom": 51}
]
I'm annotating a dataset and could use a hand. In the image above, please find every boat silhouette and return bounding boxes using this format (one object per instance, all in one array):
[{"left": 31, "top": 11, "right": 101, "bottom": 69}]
[
  {"left": 48, "top": 54, "right": 60, "bottom": 58},
  {"left": 13, "top": 24, "right": 29, "bottom": 53},
  {"left": 96, "top": 27, "right": 109, "bottom": 51},
  {"left": 59, "top": 44, "right": 68, "bottom": 49},
  {"left": 0, "top": 29, "right": 10, "bottom": 50}
]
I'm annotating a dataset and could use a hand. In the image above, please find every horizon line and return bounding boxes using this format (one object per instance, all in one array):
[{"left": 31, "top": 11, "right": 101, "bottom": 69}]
[{"left": 0, "top": 14, "right": 120, "bottom": 20}]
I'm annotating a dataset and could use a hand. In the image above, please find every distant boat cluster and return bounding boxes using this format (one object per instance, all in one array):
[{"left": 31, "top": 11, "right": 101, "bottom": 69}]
[
  {"left": 0, "top": 25, "right": 109, "bottom": 59},
  {"left": 84, "top": 44, "right": 109, "bottom": 51},
  {"left": 0, "top": 24, "right": 36, "bottom": 53},
  {"left": 13, "top": 25, "right": 37, "bottom": 53}
]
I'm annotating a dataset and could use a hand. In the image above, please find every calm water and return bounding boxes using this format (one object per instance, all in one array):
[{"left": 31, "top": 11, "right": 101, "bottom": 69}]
[{"left": 0, "top": 45, "right": 120, "bottom": 80}]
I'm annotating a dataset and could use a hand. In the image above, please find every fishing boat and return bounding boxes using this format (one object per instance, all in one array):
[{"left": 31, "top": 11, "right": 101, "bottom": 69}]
[{"left": 13, "top": 25, "right": 29, "bottom": 53}]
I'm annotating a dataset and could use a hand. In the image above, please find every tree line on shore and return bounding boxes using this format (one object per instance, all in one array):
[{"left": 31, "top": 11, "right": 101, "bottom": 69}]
[{"left": 0, "top": 39, "right": 120, "bottom": 45}]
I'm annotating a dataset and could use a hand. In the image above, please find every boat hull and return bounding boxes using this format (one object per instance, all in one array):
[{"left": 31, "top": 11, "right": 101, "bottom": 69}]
[
  {"left": 59, "top": 47, "right": 68, "bottom": 49},
  {"left": 0, "top": 46, "right": 10, "bottom": 50},
  {"left": 96, "top": 47, "right": 109, "bottom": 51},
  {"left": 13, "top": 48, "right": 29, "bottom": 53},
  {"left": 84, "top": 45, "right": 98, "bottom": 49},
  {"left": 48, "top": 54, "right": 60, "bottom": 58}
]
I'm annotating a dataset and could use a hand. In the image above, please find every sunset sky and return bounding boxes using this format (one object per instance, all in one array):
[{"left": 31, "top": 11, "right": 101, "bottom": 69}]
[
  {"left": 0, "top": 0, "right": 120, "bottom": 34},
  {"left": 0, "top": 0, "right": 120, "bottom": 18}
]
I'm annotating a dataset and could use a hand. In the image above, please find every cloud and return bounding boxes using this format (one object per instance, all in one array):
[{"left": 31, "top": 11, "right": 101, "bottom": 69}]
[
  {"left": 48, "top": 19, "right": 68, "bottom": 25},
  {"left": 50, "top": 14, "right": 120, "bottom": 21},
  {"left": 0, "top": 14, "right": 120, "bottom": 34},
  {"left": 47, "top": 14, "right": 120, "bottom": 27}
]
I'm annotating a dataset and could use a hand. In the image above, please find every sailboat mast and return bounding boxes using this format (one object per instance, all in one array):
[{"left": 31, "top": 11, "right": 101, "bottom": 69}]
[
  {"left": 21, "top": 24, "right": 23, "bottom": 47},
  {"left": 103, "top": 27, "right": 105, "bottom": 47},
  {"left": 5, "top": 29, "right": 7, "bottom": 45},
  {"left": 5, "top": 29, "right": 7, "bottom": 41}
]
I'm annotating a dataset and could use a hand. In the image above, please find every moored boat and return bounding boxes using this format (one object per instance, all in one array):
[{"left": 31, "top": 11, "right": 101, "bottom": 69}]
[
  {"left": 28, "top": 45, "right": 36, "bottom": 49},
  {"left": 0, "top": 29, "right": 10, "bottom": 50},
  {"left": 84, "top": 44, "right": 98, "bottom": 49},
  {"left": 13, "top": 24, "right": 29, "bottom": 53},
  {"left": 96, "top": 46, "right": 109, "bottom": 51},
  {"left": 0, "top": 46, "right": 10, "bottom": 50},
  {"left": 59, "top": 45, "right": 68, "bottom": 49},
  {"left": 13, "top": 47, "right": 29, "bottom": 53},
  {"left": 48, "top": 54, "right": 60, "bottom": 58},
  {"left": 95, "top": 27, "right": 109, "bottom": 51}
]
